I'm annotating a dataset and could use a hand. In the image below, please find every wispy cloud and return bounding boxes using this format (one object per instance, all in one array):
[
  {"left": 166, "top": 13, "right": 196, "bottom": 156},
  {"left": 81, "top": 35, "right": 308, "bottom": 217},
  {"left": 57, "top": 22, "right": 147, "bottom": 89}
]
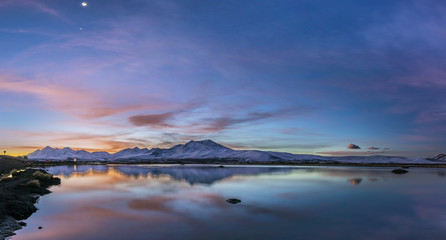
[
  {"left": 415, "top": 108, "right": 446, "bottom": 124},
  {"left": 278, "top": 128, "right": 325, "bottom": 137},
  {"left": 200, "top": 112, "right": 274, "bottom": 133},
  {"left": 127, "top": 111, "right": 273, "bottom": 133},
  {"left": 0, "top": 72, "right": 179, "bottom": 119},
  {"left": 127, "top": 108, "right": 307, "bottom": 134},
  {"left": 0, "top": 28, "right": 58, "bottom": 36},
  {"left": 0, "top": 0, "right": 65, "bottom": 19}
]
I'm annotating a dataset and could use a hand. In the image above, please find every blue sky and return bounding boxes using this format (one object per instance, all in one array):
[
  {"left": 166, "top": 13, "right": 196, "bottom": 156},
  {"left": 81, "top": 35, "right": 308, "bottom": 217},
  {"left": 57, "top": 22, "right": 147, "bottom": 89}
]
[{"left": 1, "top": 0, "right": 445, "bottom": 157}]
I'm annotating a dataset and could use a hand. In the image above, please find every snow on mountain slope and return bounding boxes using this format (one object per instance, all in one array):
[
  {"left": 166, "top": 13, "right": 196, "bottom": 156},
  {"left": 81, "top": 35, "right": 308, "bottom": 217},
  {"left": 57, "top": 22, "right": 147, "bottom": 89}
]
[
  {"left": 426, "top": 154, "right": 446, "bottom": 162},
  {"left": 27, "top": 140, "right": 439, "bottom": 164},
  {"left": 133, "top": 140, "right": 235, "bottom": 160},
  {"left": 111, "top": 147, "right": 150, "bottom": 160},
  {"left": 28, "top": 146, "right": 110, "bottom": 160}
]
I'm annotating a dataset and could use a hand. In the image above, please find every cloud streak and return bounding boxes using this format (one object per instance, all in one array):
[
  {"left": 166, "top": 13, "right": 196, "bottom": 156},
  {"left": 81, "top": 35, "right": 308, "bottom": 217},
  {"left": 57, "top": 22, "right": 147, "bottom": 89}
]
[
  {"left": 0, "top": 72, "right": 181, "bottom": 119},
  {"left": 129, "top": 112, "right": 175, "bottom": 128},
  {"left": 0, "top": 0, "right": 64, "bottom": 19},
  {"left": 200, "top": 112, "right": 274, "bottom": 132}
]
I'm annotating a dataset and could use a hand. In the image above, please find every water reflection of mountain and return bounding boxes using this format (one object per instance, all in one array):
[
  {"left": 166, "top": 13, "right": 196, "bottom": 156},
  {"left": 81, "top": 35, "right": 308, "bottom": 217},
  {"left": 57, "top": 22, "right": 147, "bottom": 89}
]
[
  {"left": 117, "top": 166, "right": 294, "bottom": 185},
  {"left": 47, "top": 165, "right": 295, "bottom": 185},
  {"left": 46, "top": 165, "right": 109, "bottom": 176}
]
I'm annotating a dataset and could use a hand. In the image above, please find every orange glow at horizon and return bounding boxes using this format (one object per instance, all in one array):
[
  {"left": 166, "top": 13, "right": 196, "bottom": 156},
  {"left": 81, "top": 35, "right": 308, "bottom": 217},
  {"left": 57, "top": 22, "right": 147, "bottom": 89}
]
[{"left": 1, "top": 146, "right": 125, "bottom": 157}]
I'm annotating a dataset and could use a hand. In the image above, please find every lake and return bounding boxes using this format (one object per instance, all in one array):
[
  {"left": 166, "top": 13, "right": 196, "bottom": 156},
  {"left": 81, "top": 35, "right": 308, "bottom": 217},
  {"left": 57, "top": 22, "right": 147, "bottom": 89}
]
[{"left": 12, "top": 165, "right": 446, "bottom": 240}]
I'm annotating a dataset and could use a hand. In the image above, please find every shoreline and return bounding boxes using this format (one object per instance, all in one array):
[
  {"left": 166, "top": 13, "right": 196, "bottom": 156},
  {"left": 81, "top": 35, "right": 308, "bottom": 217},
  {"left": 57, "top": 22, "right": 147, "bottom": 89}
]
[{"left": 0, "top": 157, "right": 60, "bottom": 239}]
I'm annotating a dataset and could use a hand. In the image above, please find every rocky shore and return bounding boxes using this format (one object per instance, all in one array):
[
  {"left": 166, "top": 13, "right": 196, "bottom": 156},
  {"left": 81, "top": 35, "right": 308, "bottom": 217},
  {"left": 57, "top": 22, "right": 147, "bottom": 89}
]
[
  {"left": 0, "top": 157, "right": 60, "bottom": 239},
  {"left": 0, "top": 156, "right": 27, "bottom": 175}
]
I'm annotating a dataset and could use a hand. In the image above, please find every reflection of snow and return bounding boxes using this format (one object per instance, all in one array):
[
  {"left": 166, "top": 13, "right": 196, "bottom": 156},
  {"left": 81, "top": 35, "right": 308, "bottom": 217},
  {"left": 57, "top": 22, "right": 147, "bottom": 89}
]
[
  {"left": 47, "top": 165, "right": 108, "bottom": 176},
  {"left": 114, "top": 165, "right": 293, "bottom": 185},
  {"left": 45, "top": 165, "right": 294, "bottom": 185}
]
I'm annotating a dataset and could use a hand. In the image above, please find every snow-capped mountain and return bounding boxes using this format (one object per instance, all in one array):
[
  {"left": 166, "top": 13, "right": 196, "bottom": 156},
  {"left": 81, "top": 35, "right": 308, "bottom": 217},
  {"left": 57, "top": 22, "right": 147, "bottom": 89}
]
[
  {"left": 142, "top": 140, "right": 233, "bottom": 160},
  {"left": 112, "top": 147, "right": 150, "bottom": 160},
  {"left": 28, "top": 146, "right": 111, "bottom": 160},
  {"left": 427, "top": 154, "right": 446, "bottom": 162},
  {"left": 27, "top": 139, "right": 437, "bottom": 164}
]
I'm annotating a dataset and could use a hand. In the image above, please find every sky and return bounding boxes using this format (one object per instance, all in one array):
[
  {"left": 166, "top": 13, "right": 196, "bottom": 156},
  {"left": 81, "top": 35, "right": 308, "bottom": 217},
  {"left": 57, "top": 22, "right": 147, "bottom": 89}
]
[{"left": 0, "top": 0, "right": 445, "bottom": 157}]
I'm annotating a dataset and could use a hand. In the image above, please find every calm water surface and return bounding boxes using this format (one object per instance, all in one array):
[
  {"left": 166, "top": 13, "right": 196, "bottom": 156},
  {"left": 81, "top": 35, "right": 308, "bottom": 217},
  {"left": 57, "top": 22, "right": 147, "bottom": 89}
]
[{"left": 12, "top": 165, "right": 446, "bottom": 240}]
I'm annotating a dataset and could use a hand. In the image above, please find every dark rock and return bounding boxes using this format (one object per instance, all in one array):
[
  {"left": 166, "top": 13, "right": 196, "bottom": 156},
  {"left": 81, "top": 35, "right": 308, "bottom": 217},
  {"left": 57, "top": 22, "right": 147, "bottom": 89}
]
[
  {"left": 392, "top": 169, "right": 408, "bottom": 174},
  {"left": 5, "top": 201, "right": 38, "bottom": 220},
  {"left": 0, "top": 169, "right": 60, "bottom": 236},
  {"left": 226, "top": 198, "right": 241, "bottom": 204}
]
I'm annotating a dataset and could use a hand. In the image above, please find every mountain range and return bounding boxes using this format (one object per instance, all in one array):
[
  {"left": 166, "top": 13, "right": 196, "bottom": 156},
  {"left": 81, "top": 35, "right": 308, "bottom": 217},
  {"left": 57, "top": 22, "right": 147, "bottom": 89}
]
[{"left": 27, "top": 139, "right": 440, "bottom": 164}]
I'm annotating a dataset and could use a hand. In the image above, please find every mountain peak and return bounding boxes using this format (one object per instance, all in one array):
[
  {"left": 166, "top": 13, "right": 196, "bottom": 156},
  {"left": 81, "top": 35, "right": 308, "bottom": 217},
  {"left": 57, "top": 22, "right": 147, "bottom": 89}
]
[{"left": 184, "top": 140, "right": 231, "bottom": 150}]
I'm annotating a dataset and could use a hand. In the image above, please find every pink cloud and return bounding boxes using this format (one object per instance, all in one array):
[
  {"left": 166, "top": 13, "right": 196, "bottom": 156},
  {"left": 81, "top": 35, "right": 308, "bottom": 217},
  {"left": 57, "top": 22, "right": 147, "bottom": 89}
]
[
  {"left": 0, "top": 73, "right": 122, "bottom": 118},
  {"left": 347, "top": 143, "right": 361, "bottom": 149},
  {"left": 0, "top": 72, "right": 182, "bottom": 119}
]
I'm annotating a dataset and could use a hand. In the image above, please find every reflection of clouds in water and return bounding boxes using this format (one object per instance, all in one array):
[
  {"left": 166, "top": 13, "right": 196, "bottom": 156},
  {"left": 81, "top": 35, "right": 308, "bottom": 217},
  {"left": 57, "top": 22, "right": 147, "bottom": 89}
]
[
  {"left": 368, "top": 178, "right": 378, "bottom": 182},
  {"left": 129, "top": 196, "right": 176, "bottom": 213},
  {"left": 17, "top": 205, "right": 177, "bottom": 240},
  {"left": 128, "top": 192, "right": 228, "bottom": 214},
  {"left": 403, "top": 187, "right": 446, "bottom": 225},
  {"left": 15, "top": 165, "right": 446, "bottom": 240},
  {"left": 278, "top": 192, "right": 301, "bottom": 199},
  {"left": 347, "top": 177, "right": 380, "bottom": 185},
  {"left": 347, "top": 178, "right": 362, "bottom": 185}
]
